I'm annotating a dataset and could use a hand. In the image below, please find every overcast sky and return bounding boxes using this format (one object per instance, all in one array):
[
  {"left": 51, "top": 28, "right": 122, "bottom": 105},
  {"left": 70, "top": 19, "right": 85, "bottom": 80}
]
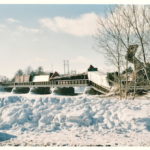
[{"left": 0, "top": 4, "right": 116, "bottom": 78}]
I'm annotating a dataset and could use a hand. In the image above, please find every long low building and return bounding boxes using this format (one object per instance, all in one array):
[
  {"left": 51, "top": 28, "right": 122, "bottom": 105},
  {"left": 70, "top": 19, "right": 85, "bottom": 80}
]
[
  {"left": 33, "top": 75, "right": 50, "bottom": 82},
  {"left": 15, "top": 75, "right": 30, "bottom": 83}
]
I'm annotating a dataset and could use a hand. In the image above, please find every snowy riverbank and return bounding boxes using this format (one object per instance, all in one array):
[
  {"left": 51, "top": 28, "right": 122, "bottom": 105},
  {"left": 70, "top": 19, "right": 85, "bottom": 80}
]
[{"left": 0, "top": 92, "right": 150, "bottom": 146}]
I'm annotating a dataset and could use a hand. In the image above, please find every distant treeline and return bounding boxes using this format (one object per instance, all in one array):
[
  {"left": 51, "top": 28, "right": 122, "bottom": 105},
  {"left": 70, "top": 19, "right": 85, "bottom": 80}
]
[{"left": 11, "top": 66, "right": 49, "bottom": 82}]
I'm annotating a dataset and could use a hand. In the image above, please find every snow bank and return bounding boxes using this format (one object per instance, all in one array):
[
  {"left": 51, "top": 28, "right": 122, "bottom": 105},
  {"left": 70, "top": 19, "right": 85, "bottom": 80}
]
[{"left": 0, "top": 94, "right": 150, "bottom": 135}]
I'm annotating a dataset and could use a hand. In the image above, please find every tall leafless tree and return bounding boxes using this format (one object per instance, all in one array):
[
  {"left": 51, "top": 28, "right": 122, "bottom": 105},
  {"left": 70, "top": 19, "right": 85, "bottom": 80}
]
[{"left": 95, "top": 5, "right": 150, "bottom": 99}]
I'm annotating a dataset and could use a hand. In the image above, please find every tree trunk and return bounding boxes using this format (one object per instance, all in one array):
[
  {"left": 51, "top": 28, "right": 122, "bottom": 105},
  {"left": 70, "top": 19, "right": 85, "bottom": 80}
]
[{"left": 125, "top": 60, "right": 129, "bottom": 99}]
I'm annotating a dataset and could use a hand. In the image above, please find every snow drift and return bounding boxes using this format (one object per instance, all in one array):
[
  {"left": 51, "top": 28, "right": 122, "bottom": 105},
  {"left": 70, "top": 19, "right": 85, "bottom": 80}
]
[{"left": 0, "top": 94, "right": 150, "bottom": 135}]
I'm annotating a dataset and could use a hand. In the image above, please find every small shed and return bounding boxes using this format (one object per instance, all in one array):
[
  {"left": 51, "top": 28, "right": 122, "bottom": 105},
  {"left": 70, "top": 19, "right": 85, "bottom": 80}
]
[
  {"left": 87, "top": 65, "right": 98, "bottom": 71},
  {"left": 52, "top": 72, "right": 59, "bottom": 77},
  {"left": 50, "top": 72, "right": 59, "bottom": 78}
]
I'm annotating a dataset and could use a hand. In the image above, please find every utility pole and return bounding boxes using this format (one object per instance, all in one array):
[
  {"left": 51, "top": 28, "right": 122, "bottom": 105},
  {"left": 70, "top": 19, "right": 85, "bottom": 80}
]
[
  {"left": 67, "top": 60, "right": 69, "bottom": 74},
  {"left": 63, "top": 60, "right": 70, "bottom": 75},
  {"left": 64, "top": 60, "right": 66, "bottom": 75}
]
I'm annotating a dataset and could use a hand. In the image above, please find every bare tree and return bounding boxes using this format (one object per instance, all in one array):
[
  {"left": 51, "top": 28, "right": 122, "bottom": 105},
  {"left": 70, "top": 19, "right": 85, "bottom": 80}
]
[
  {"left": 95, "top": 5, "right": 150, "bottom": 99},
  {"left": 95, "top": 6, "right": 133, "bottom": 99},
  {"left": 124, "top": 6, "right": 150, "bottom": 82},
  {"left": 36, "top": 66, "right": 44, "bottom": 75},
  {"left": 15, "top": 69, "right": 24, "bottom": 76},
  {"left": 0, "top": 75, "right": 9, "bottom": 82},
  {"left": 25, "top": 66, "right": 33, "bottom": 75}
]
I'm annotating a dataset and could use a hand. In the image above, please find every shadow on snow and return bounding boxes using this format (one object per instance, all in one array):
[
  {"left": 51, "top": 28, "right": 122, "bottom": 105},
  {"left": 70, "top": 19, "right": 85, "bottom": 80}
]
[{"left": 0, "top": 132, "right": 16, "bottom": 142}]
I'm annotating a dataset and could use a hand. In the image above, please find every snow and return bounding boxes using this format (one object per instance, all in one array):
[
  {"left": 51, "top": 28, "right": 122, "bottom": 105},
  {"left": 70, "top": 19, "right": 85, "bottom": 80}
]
[
  {"left": 0, "top": 132, "right": 16, "bottom": 142},
  {"left": 33, "top": 75, "right": 49, "bottom": 82},
  {"left": 50, "top": 87, "right": 58, "bottom": 95},
  {"left": 88, "top": 71, "right": 110, "bottom": 89},
  {"left": 74, "top": 87, "right": 85, "bottom": 94},
  {"left": 0, "top": 92, "right": 150, "bottom": 146}
]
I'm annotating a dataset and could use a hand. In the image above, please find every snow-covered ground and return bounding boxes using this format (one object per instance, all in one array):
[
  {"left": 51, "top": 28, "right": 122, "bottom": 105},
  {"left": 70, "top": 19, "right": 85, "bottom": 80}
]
[{"left": 0, "top": 92, "right": 150, "bottom": 146}]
